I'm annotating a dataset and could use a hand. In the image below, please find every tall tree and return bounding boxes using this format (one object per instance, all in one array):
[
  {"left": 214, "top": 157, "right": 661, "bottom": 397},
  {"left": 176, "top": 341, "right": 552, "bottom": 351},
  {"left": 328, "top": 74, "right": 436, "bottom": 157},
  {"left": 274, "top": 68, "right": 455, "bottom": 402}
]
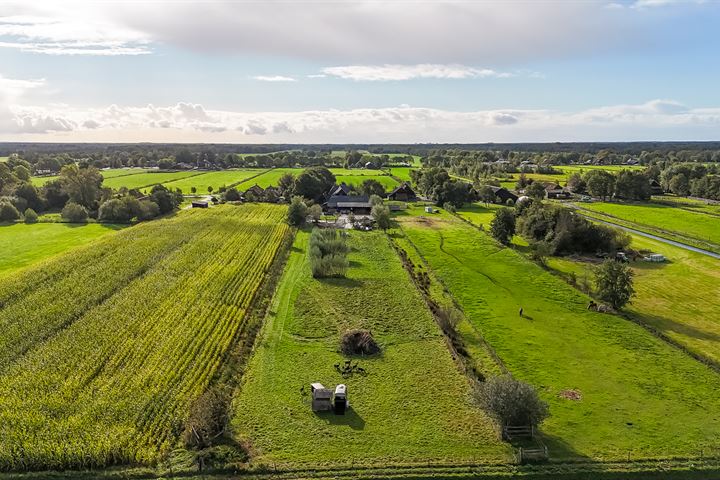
[
  {"left": 595, "top": 260, "right": 635, "bottom": 310},
  {"left": 59, "top": 164, "right": 103, "bottom": 209}
]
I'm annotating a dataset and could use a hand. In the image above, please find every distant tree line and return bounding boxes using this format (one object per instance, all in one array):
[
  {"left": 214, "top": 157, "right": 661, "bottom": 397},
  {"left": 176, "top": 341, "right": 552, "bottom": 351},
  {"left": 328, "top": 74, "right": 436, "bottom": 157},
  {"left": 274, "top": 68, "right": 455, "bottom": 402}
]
[{"left": 0, "top": 160, "right": 181, "bottom": 223}]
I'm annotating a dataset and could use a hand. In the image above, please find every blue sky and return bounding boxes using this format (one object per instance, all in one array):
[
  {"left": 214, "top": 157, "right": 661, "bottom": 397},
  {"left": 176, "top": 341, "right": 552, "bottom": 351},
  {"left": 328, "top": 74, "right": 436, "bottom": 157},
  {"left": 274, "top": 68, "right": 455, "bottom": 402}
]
[{"left": 1, "top": 0, "right": 719, "bottom": 143}]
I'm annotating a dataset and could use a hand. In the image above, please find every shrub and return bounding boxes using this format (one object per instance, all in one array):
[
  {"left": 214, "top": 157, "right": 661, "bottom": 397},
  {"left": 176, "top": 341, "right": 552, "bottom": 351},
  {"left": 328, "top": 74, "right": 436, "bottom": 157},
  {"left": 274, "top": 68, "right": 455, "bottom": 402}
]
[
  {"left": 24, "top": 208, "right": 38, "bottom": 223},
  {"left": 61, "top": 202, "right": 89, "bottom": 223},
  {"left": 99, "top": 198, "right": 133, "bottom": 222},
  {"left": 286, "top": 196, "right": 308, "bottom": 226},
  {"left": 477, "top": 375, "right": 549, "bottom": 427},
  {"left": 309, "top": 228, "right": 349, "bottom": 278},
  {"left": 137, "top": 199, "right": 160, "bottom": 221},
  {"left": 0, "top": 201, "right": 21, "bottom": 222},
  {"left": 182, "top": 388, "right": 230, "bottom": 449},
  {"left": 224, "top": 187, "right": 241, "bottom": 202},
  {"left": 340, "top": 329, "right": 380, "bottom": 356},
  {"left": 307, "top": 203, "right": 322, "bottom": 223}
]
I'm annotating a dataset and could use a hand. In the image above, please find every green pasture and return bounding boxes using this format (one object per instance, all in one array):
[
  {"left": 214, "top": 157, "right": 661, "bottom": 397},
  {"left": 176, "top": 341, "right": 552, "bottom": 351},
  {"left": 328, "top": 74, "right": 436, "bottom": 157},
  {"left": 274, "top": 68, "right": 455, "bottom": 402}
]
[
  {"left": 334, "top": 174, "right": 398, "bottom": 190},
  {"left": 243, "top": 168, "right": 300, "bottom": 188},
  {"left": 0, "top": 223, "right": 124, "bottom": 278},
  {"left": 398, "top": 209, "right": 720, "bottom": 461},
  {"left": 546, "top": 234, "right": 720, "bottom": 366},
  {"left": 328, "top": 168, "right": 386, "bottom": 176},
  {"left": 388, "top": 167, "right": 416, "bottom": 182},
  {"left": 99, "top": 168, "right": 150, "bottom": 179},
  {"left": 150, "top": 168, "right": 266, "bottom": 193},
  {"left": 652, "top": 195, "right": 720, "bottom": 216},
  {"left": 102, "top": 171, "right": 202, "bottom": 190},
  {"left": 578, "top": 201, "right": 720, "bottom": 250},
  {"left": 30, "top": 175, "right": 58, "bottom": 186},
  {"left": 232, "top": 230, "right": 509, "bottom": 467}
]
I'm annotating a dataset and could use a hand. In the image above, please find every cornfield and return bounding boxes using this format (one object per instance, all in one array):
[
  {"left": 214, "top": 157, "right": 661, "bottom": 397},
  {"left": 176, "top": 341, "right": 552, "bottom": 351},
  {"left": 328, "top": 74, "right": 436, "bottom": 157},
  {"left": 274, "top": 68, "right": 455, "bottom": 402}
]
[{"left": 0, "top": 204, "right": 289, "bottom": 471}]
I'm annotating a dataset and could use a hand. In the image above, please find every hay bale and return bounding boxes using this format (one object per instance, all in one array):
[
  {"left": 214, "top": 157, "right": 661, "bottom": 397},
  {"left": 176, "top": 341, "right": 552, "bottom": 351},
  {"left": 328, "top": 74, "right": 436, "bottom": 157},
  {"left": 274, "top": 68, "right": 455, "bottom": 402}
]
[{"left": 340, "top": 329, "right": 380, "bottom": 356}]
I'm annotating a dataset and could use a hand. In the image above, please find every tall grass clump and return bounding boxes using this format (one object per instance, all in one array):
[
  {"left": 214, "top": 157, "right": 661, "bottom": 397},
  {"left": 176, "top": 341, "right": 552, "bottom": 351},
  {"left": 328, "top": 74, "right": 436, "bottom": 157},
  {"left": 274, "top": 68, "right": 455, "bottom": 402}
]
[{"left": 309, "top": 228, "right": 349, "bottom": 278}]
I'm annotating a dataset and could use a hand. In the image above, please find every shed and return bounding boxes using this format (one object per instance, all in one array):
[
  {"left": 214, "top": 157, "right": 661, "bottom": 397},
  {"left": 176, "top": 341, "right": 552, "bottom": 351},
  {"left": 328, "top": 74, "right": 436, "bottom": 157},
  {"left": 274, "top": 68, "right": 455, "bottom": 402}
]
[
  {"left": 424, "top": 206, "right": 434, "bottom": 213},
  {"left": 191, "top": 201, "right": 209, "bottom": 208},
  {"left": 310, "top": 383, "right": 333, "bottom": 412},
  {"left": 649, "top": 179, "right": 664, "bottom": 196},
  {"left": 324, "top": 195, "right": 372, "bottom": 214}
]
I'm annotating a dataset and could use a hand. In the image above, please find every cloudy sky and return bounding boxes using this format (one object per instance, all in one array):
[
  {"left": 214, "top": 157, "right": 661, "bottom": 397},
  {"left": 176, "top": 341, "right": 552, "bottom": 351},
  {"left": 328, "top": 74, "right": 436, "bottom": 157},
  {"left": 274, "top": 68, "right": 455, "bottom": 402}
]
[{"left": 1, "top": 0, "right": 719, "bottom": 143}]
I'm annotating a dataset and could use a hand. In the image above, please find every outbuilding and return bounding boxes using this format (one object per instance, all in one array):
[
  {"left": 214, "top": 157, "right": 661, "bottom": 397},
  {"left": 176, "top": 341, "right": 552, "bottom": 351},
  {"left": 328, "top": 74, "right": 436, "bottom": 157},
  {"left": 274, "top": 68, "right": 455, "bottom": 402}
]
[
  {"left": 191, "top": 201, "right": 209, "bottom": 208},
  {"left": 387, "top": 183, "right": 417, "bottom": 201}
]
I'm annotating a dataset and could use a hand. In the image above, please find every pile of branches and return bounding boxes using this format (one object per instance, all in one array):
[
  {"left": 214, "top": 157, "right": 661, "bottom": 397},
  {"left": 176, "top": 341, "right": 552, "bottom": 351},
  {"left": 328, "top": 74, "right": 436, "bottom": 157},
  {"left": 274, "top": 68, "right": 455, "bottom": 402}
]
[{"left": 340, "top": 329, "right": 380, "bottom": 356}]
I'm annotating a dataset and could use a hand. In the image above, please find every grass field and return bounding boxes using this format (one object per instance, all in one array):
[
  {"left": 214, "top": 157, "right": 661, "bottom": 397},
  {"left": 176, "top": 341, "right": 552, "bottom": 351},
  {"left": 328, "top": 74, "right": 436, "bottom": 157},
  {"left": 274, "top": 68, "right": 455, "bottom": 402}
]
[
  {"left": 149, "top": 168, "right": 267, "bottom": 193},
  {"left": 398, "top": 208, "right": 720, "bottom": 461},
  {"left": 0, "top": 223, "right": 124, "bottom": 278},
  {"left": 30, "top": 175, "right": 58, "bottom": 186},
  {"left": 652, "top": 195, "right": 720, "bottom": 216},
  {"left": 103, "top": 170, "right": 203, "bottom": 190},
  {"left": 387, "top": 167, "right": 415, "bottom": 182},
  {"left": 547, "top": 234, "right": 720, "bottom": 366},
  {"left": 334, "top": 174, "right": 398, "bottom": 189},
  {"left": 0, "top": 204, "right": 289, "bottom": 470},
  {"left": 232, "top": 229, "right": 509, "bottom": 467},
  {"left": 577, "top": 201, "right": 720, "bottom": 251},
  {"left": 243, "top": 168, "right": 397, "bottom": 190}
]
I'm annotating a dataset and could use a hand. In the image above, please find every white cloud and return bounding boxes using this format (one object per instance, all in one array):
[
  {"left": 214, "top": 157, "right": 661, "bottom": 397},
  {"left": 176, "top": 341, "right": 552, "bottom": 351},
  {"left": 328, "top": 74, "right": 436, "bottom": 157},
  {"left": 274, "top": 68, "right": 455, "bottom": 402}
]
[
  {"left": 252, "top": 75, "right": 297, "bottom": 82},
  {"left": 0, "top": 1, "right": 670, "bottom": 63},
  {"left": 321, "top": 64, "right": 514, "bottom": 81},
  {"left": 0, "top": 7, "right": 151, "bottom": 56},
  {"left": 2, "top": 99, "right": 719, "bottom": 142}
]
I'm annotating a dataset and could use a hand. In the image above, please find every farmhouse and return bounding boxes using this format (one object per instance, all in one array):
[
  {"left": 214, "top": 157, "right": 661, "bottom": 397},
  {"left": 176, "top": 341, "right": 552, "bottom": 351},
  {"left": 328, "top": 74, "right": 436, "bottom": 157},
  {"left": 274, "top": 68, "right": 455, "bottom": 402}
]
[
  {"left": 480, "top": 186, "right": 519, "bottom": 204},
  {"left": 327, "top": 183, "right": 352, "bottom": 198},
  {"left": 324, "top": 195, "right": 373, "bottom": 214},
  {"left": 387, "top": 183, "right": 417, "bottom": 201},
  {"left": 545, "top": 183, "right": 572, "bottom": 199}
]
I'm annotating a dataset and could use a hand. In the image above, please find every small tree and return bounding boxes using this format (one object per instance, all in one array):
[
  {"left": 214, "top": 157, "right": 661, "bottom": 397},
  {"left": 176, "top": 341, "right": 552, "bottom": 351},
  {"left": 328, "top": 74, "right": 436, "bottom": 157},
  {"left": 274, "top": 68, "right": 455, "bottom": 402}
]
[
  {"left": 489, "top": 208, "right": 516, "bottom": 245},
  {"left": 24, "top": 208, "right": 38, "bottom": 223},
  {"left": 0, "top": 201, "right": 20, "bottom": 222},
  {"left": 340, "top": 329, "right": 380, "bottom": 356},
  {"left": 526, "top": 182, "right": 547, "bottom": 201},
  {"left": 594, "top": 259, "right": 635, "bottom": 309},
  {"left": 477, "top": 185, "right": 496, "bottom": 206},
  {"left": 61, "top": 202, "right": 89, "bottom": 223},
  {"left": 190, "top": 186, "right": 197, "bottom": 194},
  {"left": 477, "top": 375, "right": 549, "bottom": 428},
  {"left": 286, "top": 196, "right": 308, "bottom": 226},
  {"left": 308, "top": 203, "right": 322, "bottom": 223},
  {"left": 372, "top": 204, "right": 391, "bottom": 231},
  {"left": 207, "top": 186, "right": 214, "bottom": 194}
]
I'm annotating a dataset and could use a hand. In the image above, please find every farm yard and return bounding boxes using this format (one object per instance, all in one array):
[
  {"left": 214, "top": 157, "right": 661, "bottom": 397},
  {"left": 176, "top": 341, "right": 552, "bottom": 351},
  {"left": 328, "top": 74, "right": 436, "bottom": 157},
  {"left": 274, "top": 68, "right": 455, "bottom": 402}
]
[
  {"left": 232, "top": 230, "right": 509, "bottom": 467},
  {"left": 397, "top": 208, "right": 720, "bottom": 461},
  {"left": 0, "top": 205, "right": 290, "bottom": 470},
  {"left": 0, "top": 222, "right": 124, "bottom": 278}
]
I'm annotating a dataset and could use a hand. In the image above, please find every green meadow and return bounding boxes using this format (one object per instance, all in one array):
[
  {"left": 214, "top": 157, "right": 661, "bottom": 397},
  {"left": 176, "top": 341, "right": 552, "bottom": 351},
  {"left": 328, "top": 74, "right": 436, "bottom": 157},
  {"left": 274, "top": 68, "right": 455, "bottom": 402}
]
[
  {"left": 398, "top": 209, "right": 720, "bottom": 461},
  {"left": 102, "top": 170, "right": 203, "bottom": 190},
  {"left": 547, "top": 234, "right": 720, "bottom": 366},
  {"left": 148, "top": 168, "right": 267, "bottom": 193},
  {"left": 0, "top": 222, "right": 124, "bottom": 278},
  {"left": 334, "top": 174, "right": 398, "bottom": 189},
  {"left": 578, "top": 201, "right": 720, "bottom": 251},
  {"left": 232, "top": 229, "right": 508, "bottom": 467}
]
